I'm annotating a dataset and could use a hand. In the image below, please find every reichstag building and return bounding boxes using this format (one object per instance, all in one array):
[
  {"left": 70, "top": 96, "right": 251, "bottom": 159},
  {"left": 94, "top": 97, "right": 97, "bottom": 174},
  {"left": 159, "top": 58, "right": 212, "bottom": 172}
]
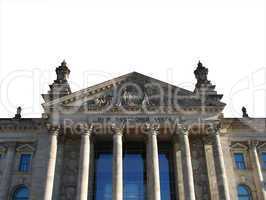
[{"left": 0, "top": 61, "right": 265, "bottom": 200}]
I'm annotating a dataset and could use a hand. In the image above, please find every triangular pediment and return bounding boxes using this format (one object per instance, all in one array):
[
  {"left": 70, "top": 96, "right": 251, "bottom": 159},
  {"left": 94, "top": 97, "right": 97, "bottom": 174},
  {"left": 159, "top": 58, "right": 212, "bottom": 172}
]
[
  {"left": 16, "top": 144, "right": 35, "bottom": 153},
  {"left": 230, "top": 142, "right": 248, "bottom": 151},
  {"left": 258, "top": 142, "right": 266, "bottom": 150},
  {"left": 42, "top": 72, "right": 225, "bottom": 114}
]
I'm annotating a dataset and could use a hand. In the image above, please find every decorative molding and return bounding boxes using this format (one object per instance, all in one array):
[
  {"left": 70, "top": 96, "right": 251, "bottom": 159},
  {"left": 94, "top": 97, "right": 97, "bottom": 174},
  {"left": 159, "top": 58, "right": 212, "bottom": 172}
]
[
  {"left": 46, "top": 123, "right": 60, "bottom": 135},
  {"left": 111, "top": 123, "right": 125, "bottom": 135},
  {"left": 16, "top": 144, "right": 35, "bottom": 153},
  {"left": 0, "top": 145, "right": 7, "bottom": 154},
  {"left": 0, "top": 119, "right": 43, "bottom": 131},
  {"left": 257, "top": 142, "right": 266, "bottom": 150},
  {"left": 230, "top": 142, "right": 248, "bottom": 151}
]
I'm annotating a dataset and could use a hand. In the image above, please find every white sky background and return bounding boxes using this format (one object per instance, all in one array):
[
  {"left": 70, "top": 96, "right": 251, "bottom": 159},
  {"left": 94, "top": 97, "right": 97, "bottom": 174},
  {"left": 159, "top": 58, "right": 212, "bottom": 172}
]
[{"left": 0, "top": 0, "right": 265, "bottom": 118}]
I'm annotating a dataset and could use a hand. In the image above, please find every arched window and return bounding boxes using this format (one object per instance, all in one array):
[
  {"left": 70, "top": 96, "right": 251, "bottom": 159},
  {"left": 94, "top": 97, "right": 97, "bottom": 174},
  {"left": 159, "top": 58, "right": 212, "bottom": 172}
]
[
  {"left": 237, "top": 185, "right": 252, "bottom": 200},
  {"left": 12, "top": 186, "right": 29, "bottom": 200}
]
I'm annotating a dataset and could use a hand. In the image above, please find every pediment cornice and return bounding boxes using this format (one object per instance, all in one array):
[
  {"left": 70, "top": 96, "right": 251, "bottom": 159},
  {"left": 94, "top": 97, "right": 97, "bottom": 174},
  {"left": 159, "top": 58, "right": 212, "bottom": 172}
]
[{"left": 42, "top": 72, "right": 225, "bottom": 115}]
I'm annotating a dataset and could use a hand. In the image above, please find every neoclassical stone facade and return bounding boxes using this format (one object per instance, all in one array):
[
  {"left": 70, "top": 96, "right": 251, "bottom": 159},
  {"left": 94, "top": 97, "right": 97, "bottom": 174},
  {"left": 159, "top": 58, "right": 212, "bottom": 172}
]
[{"left": 0, "top": 61, "right": 265, "bottom": 200}]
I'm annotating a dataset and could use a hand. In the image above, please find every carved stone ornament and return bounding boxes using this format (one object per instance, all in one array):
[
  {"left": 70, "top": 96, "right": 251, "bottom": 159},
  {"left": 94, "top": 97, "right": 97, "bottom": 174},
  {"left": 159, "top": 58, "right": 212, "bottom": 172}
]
[
  {"left": 194, "top": 61, "right": 210, "bottom": 88},
  {"left": 111, "top": 123, "right": 125, "bottom": 135},
  {"left": 207, "top": 123, "right": 221, "bottom": 134},
  {"left": 176, "top": 124, "right": 189, "bottom": 135},
  {"left": 144, "top": 123, "right": 160, "bottom": 133},
  {"left": 14, "top": 106, "right": 22, "bottom": 119},
  {"left": 249, "top": 140, "right": 259, "bottom": 149},
  {"left": 46, "top": 123, "right": 60, "bottom": 135},
  {"left": 55, "top": 60, "right": 70, "bottom": 84},
  {"left": 242, "top": 106, "right": 249, "bottom": 118}
]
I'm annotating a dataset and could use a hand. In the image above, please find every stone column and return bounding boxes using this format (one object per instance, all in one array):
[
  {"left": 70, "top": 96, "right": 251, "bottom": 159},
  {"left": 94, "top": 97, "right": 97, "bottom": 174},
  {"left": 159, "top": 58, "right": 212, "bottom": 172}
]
[
  {"left": 52, "top": 138, "right": 64, "bottom": 200},
  {"left": 203, "top": 137, "right": 219, "bottom": 199},
  {"left": 213, "top": 126, "right": 230, "bottom": 200},
  {"left": 147, "top": 125, "right": 161, "bottom": 200},
  {"left": 0, "top": 143, "right": 15, "bottom": 199},
  {"left": 250, "top": 140, "right": 266, "bottom": 200},
  {"left": 112, "top": 124, "right": 124, "bottom": 200},
  {"left": 43, "top": 126, "right": 59, "bottom": 200},
  {"left": 88, "top": 140, "right": 95, "bottom": 200},
  {"left": 172, "top": 135, "right": 185, "bottom": 200},
  {"left": 179, "top": 125, "right": 196, "bottom": 200},
  {"left": 76, "top": 126, "right": 93, "bottom": 200}
]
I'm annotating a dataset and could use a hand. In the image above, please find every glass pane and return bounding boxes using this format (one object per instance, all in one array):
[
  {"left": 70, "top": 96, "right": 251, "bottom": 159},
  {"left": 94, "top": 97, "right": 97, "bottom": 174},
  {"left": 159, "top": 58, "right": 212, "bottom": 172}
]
[
  {"left": 159, "top": 152, "right": 175, "bottom": 200},
  {"left": 261, "top": 153, "right": 266, "bottom": 168},
  {"left": 237, "top": 185, "right": 252, "bottom": 200},
  {"left": 19, "top": 154, "right": 31, "bottom": 172},
  {"left": 94, "top": 153, "right": 112, "bottom": 200},
  {"left": 123, "top": 153, "right": 145, "bottom": 200},
  {"left": 13, "top": 186, "right": 29, "bottom": 200},
  {"left": 234, "top": 153, "right": 246, "bottom": 169}
]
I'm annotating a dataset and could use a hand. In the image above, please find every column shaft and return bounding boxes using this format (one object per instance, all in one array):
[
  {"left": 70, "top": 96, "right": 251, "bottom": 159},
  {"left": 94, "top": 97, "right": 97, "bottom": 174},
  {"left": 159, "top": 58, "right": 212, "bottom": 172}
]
[
  {"left": 251, "top": 142, "right": 266, "bottom": 199},
  {"left": 0, "top": 143, "right": 15, "bottom": 199},
  {"left": 76, "top": 131, "right": 91, "bottom": 200},
  {"left": 173, "top": 137, "right": 185, "bottom": 200},
  {"left": 204, "top": 140, "right": 219, "bottom": 199},
  {"left": 181, "top": 129, "right": 196, "bottom": 200},
  {"left": 44, "top": 130, "right": 58, "bottom": 200},
  {"left": 112, "top": 131, "right": 123, "bottom": 200},
  {"left": 148, "top": 130, "right": 161, "bottom": 200},
  {"left": 146, "top": 135, "right": 154, "bottom": 200},
  {"left": 215, "top": 131, "right": 230, "bottom": 200}
]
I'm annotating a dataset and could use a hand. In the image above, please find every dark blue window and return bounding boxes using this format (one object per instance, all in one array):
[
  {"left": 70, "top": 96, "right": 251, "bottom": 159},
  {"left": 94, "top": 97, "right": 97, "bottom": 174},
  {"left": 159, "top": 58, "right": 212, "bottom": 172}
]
[
  {"left": 237, "top": 185, "right": 252, "bottom": 200},
  {"left": 261, "top": 152, "right": 266, "bottom": 169},
  {"left": 19, "top": 154, "right": 31, "bottom": 172},
  {"left": 123, "top": 151, "right": 145, "bottom": 200},
  {"left": 12, "top": 186, "right": 29, "bottom": 200},
  {"left": 159, "top": 145, "right": 176, "bottom": 200},
  {"left": 93, "top": 151, "right": 112, "bottom": 200},
  {"left": 234, "top": 153, "right": 246, "bottom": 169}
]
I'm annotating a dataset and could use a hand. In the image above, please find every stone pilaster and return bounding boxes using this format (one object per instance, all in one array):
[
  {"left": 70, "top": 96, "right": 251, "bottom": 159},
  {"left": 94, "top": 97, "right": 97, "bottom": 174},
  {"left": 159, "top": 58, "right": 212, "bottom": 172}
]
[
  {"left": 43, "top": 125, "right": 59, "bottom": 200},
  {"left": 213, "top": 125, "right": 230, "bottom": 200},
  {"left": 147, "top": 124, "right": 161, "bottom": 200},
  {"left": 76, "top": 125, "right": 93, "bottom": 200},
  {"left": 112, "top": 124, "right": 124, "bottom": 200},
  {"left": 172, "top": 135, "right": 185, "bottom": 200},
  {"left": 250, "top": 140, "right": 266, "bottom": 200},
  {"left": 179, "top": 124, "right": 196, "bottom": 200},
  {"left": 0, "top": 143, "right": 15, "bottom": 199},
  {"left": 203, "top": 137, "right": 219, "bottom": 199}
]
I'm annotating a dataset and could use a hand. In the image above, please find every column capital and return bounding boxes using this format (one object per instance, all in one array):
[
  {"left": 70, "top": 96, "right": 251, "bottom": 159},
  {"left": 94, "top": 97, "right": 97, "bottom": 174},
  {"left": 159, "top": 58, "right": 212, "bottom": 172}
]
[
  {"left": 249, "top": 140, "right": 259, "bottom": 149},
  {"left": 79, "top": 123, "right": 94, "bottom": 136},
  {"left": 176, "top": 124, "right": 189, "bottom": 135},
  {"left": 207, "top": 122, "right": 221, "bottom": 135},
  {"left": 144, "top": 123, "right": 160, "bottom": 135},
  {"left": 46, "top": 123, "right": 60, "bottom": 136},
  {"left": 111, "top": 123, "right": 125, "bottom": 135}
]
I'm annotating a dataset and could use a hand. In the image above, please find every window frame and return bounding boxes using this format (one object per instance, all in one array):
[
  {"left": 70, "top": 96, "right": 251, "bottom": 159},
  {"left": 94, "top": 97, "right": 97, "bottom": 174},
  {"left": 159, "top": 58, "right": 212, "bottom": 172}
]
[
  {"left": 260, "top": 151, "right": 266, "bottom": 170},
  {"left": 158, "top": 143, "right": 176, "bottom": 200},
  {"left": 122, "top": 142, "right": 146, "bottom": 200},
  {"left": 18, "top": 154, "right": 32, "bottom": 172},
  {"left": 234, "top": 152, "right": 247, "bottom": 170},
  {"left": 237, "top": 184, "right": 252, "bottom": 200},
  {"left": 230, "top": 142, "right": 249, "bottom": 170},
  {"left": 11, "top": 185, "right": 30, "bottom": 200},
  {"left": 15, "top": 144, "right": 35, "bottom": 173}
]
